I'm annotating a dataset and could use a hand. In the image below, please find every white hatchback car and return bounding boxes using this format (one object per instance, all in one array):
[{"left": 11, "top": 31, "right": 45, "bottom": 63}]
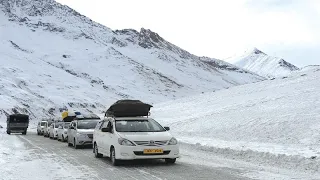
[
  {"left": 57, "top": 122, "right": 70, "bottom": 142},
  {"left": 37, "top": 121, "right": 47, "bottom": 135},
  {"left": 43, "top": 120, "right": 54, "bottom": 137},
  {"left": 49, "top": 121, "right": 63, "bottom": 139},
  {"left": 93, "top": 117, "right": 179, "bottom": 166}
]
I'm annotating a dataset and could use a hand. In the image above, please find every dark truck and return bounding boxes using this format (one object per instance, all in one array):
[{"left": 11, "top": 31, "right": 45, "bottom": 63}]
[{"left": 6, "top": 114, "right": 29, "bottom": 135}]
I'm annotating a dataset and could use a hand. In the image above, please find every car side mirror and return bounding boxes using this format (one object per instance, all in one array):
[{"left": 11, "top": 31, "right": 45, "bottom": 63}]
[
  {"left": 164, "top": 126, "right": 170, "bottom": 131},
  {"left": 101, "top": 127, "right": 110, "bottom": 132}
]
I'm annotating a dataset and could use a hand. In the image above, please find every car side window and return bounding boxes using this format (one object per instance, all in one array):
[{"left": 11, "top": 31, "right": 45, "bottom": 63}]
[
  {"left": 100, "top": 121, "right": 106, "bottom": 130},
  {"left": 96, "top": 121, "right": 103, "bottom": 130},
  {"left": 108, "top": 121, "right": 114, "bottom": 133}
]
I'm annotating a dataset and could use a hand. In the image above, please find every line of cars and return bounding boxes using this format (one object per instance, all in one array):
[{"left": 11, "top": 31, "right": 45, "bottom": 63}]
[{"left": 36, "top": 100, "right": 180, "bottom": 166}]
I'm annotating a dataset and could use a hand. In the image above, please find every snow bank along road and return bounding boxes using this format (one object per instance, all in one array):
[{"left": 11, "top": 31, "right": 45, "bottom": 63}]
[{"left": 2, "top": 130, "right": 319, "bottom": 180}]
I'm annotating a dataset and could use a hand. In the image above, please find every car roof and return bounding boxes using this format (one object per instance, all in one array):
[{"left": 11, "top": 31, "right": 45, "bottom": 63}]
[{"left": 114, "top": 117, "right": 152, "bottom": 121}]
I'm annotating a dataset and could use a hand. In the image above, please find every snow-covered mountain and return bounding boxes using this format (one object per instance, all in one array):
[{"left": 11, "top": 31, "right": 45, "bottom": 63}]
[
  {"left": 0, "top": 0, "right": 264, "bottom": 122},
  {"left": 229, "top": 48, "right": 299, "bottom": 78}
]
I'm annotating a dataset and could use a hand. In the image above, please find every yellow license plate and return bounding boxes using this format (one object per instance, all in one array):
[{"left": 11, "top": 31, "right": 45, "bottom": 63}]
[{"left": 143, "top": 149, "right": 163, "bottom": 154}]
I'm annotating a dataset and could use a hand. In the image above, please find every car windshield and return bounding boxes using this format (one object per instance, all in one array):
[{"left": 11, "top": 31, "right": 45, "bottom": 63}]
[
  {"left": 64, "top": 123, "right": 70, "bottom": 128},
  {"left": 55, "top": 122, "right": 62, "bottom": 128},
  {"left": 115, "top": 119, "right": 166, "bottom": 132},
  {"left": 77, "top": 120, "right": 99, "bottom": 129},
  {"left": 40, "top": 122, "right": 46, "bottom": 126}
]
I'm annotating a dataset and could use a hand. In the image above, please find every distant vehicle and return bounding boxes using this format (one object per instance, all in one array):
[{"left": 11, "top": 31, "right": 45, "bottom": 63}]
[
  {"left": 37, "top": 121, "right": 48, "bottom": 135},
  {"left": 49, "top": 121, "right": 63, "bottom": 139},
  {"left": 93, "top": 100, "right": 179, "bottom": 166},
  {"left": 67, "top": 114, "right": 100, "bottom": 149},
  {"left": 43, "top": 120, "right": 54, "bottom": 137},
  {"left": 6, "top": 114, "right": 29, "bottom": 135},
  {"left": 57, "top": 122, "right": 71, "bottom": 142}
]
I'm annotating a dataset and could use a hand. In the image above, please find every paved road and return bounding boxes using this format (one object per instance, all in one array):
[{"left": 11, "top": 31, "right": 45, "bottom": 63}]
[{"left": 17, "top": 132, "right": 250, "bottom": 180}]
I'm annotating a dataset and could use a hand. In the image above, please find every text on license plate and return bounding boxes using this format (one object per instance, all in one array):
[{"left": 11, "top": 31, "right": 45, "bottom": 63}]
[{"left": 143, "top": 149, "right": 163, "bottom": 154}]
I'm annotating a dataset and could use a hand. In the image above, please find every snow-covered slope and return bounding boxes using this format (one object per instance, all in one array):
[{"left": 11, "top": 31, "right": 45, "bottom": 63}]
[
  {"left": 229, "top": 48, "right": 299, "bottom": 78},
  {"left": 153, "top": 66, "right": 320, "bottom": 160},
  {"left": 0, "top": 0, "right": 264, "bottom": 123}
]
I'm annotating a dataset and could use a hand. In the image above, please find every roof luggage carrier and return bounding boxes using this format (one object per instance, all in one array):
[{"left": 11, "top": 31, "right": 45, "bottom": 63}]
[
  {"left": 105, "top": 100, "right": 153, "bottom": 118},
  {"left": 61, "top": 110, "right": 81, "bottom": 122}
]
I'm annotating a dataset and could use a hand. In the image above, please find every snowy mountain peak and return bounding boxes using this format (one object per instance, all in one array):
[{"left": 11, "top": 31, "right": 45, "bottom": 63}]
[
  {"left": 230, "top": 48, "right": 299, "bottom": 78},
  {"left": 250, "top": 47, "right": 266, "bottom": 55}
]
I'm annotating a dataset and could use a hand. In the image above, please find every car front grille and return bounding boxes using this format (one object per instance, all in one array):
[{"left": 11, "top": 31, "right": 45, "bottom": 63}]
[
  {"left": 134, "top": 140, "right": 168, "bottom": 146},
  {"left": 87, "top": 134, "right": 93, "bottom": 139},
  {"left": 134, "top": 150, "right": 171, "bottom": 156}
]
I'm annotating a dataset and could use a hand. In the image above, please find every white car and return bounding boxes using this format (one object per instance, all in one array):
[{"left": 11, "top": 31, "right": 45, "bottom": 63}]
[
  {"left": 93, "top": 117, "right": 179, "bottom": 166},
  {"left": 37, "top": 121, "right": 47, "bottom": 135},
  {"left": 49, "top": 121, "right": 63, "bottom": 139},
  {"left": 57, "top": 122, "right": 70, "bottom": 142},
  {"left": 67, "top": 118, "right": 100, "bottom": 149},
  {"left": 43, "top": 120, "right": 54, "bottom": 137}
]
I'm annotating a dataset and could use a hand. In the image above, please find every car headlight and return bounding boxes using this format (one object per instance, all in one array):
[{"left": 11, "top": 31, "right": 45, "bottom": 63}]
[
  {"left": 168, "top": 137, "right": 178, "bottom": 145},
  {"left": 118, "top": 138, "right": 135, "bottom": 146}
]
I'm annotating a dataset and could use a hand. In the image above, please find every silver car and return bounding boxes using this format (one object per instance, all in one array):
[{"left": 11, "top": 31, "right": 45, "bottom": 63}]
[
  {"left": 57, "top": 122, "right": 70, "bottom": 142},
  {"left": 67, "top": 119, "right": 100, "bottom": 149}
]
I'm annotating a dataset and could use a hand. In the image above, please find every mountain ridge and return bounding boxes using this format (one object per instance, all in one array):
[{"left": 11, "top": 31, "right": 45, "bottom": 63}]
[{"left": 0, "top": 0, "right": 265, "bottom": 122}]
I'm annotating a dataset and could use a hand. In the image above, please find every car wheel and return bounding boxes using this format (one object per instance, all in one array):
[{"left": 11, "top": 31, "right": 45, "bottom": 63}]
[
  {"left": 74, "top": 138, "right": 80, "bottom": 149},
  {"left": 110, "top": 147, "right": 119, "bottom": 166},
  {"left": 22, "top": 130, "right": 27, "bottom": 135},
  {"left": 37, "top": 131, "right": 40, "bottom": 135},
  {"left": 67, "top": 137, "right": 72, "bottom": 147},
  {"left": 165, "top": 158, "right": 176, "bottom": 164},
  {"left": 7, "top": 130, "right": 11, "bottom": 135},
  {"left": 94, "top": 143, "right": 103, "bottom": 158}
]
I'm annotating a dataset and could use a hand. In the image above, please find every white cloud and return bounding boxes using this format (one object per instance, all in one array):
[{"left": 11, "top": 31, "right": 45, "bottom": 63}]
[{"left": 56, "top": 0, "right": 320, "bottom": 67}]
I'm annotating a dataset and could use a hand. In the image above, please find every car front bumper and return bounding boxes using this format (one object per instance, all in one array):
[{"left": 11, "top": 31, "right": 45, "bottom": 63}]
[
  {"left": 76, "top": 135, "right": 93, "bottom": 145},
  {"left": 115, "top": 145, "right": 180, "bottom": 160}
]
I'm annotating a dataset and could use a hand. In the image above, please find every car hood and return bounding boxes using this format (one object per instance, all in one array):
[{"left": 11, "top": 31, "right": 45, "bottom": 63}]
[
  {"left": 117, "top": 131, "right": 173, "bottom": 141},
  {"left": 77, "top": 129, "right": 94, "bottom": 134}
]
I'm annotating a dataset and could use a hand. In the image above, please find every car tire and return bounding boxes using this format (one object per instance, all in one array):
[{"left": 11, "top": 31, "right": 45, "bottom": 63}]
[
  {"left": 67, "top": 138, "right": 72, "bottom": 147},
  {"left": 110, "top": 147, "right": 119, "bottom": 166},
  {"left": 94, "top": 143, "right": 103, "bottom": 158},
  {"left": 22, "top": 130, "right": 27, "bottom": 135},
  {"left": 7, "top": 130, "right": 11, "bottom": 135},
  {"left": 165, "top": 158, "right": 176, "bottom": 164},
  {"left": 37, "top": 131, "right": 40, "bottom": 135}
]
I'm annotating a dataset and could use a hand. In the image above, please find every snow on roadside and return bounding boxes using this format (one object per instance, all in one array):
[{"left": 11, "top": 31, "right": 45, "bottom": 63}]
[
  {"left": 0, "top": 129, "right": 98, "bottom": 180},
  {"left": 179, "top": 143, "right": 320, "bottom": 180},
  {"left": 152, "top": 67, "right": 320, "bottom": 173}
]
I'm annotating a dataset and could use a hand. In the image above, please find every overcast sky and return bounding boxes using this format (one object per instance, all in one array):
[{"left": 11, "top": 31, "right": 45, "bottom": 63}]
[{"left": 56, "top": 0, "right": 319, "bottom": 67}]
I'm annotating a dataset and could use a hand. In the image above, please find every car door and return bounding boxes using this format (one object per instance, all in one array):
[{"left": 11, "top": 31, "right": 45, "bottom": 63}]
[
  {"left": 67, "top": 121, "right": 75, "bottom": 142},
  {"left": 94, "top": 121, "right": 103, "bottom": 146},
  {"left": 49, "top": 123, "right": 54, "bottom": 137},
  {"left": 101, "top": 120, "right": 114, "bottom": 156}
]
